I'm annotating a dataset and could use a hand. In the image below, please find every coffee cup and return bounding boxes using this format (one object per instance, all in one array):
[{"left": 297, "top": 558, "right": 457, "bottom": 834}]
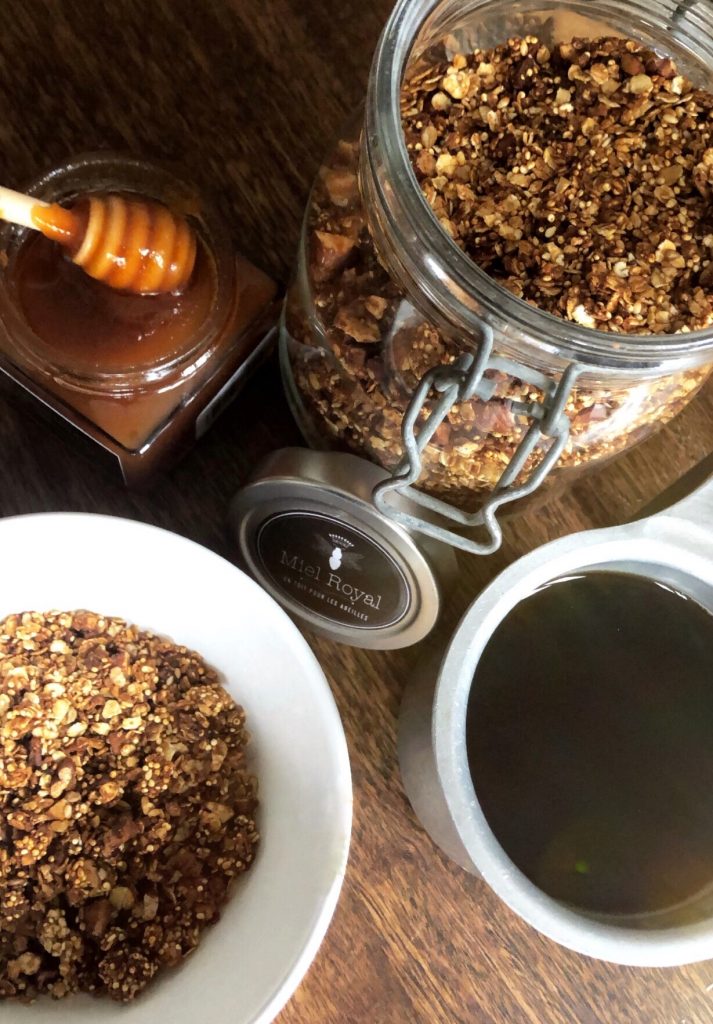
[{"left": 399, "top": 476, "right": 713, "bottom": 967}]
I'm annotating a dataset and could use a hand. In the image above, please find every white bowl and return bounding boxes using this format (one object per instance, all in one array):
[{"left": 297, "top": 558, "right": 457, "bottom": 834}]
[{"left": 0, "top": 513, "right": 352, "bottom": 1023}]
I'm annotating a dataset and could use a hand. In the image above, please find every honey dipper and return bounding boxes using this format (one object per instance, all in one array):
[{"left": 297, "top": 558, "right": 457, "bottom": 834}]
[{"left": 0, "top": 184, "right": 197, "bottom": 294}]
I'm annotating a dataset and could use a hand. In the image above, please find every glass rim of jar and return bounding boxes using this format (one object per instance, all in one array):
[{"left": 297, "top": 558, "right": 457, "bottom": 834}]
[
  {"left": 364, "top": 0, "right": 713, "bottom": 371},
  {"left": 0, "top": 151, "right": 235, "bottom": 397}
]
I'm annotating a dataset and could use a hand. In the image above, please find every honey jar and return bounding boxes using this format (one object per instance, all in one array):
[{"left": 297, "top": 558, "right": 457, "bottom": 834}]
[{"left": 0, "top": 153, "right": 278, "bottom": 485}]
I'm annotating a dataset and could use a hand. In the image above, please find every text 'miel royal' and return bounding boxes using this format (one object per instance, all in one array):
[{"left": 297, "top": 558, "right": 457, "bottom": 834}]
[{"left": 280, "top": 550, "right": 384, "bottom": 610}]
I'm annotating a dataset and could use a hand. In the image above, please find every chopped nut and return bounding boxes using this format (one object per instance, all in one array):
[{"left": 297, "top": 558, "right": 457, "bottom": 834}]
[
  {"left": 621, "top": 53, "right": 645, "bottom": 76},
  {"left": 416, "top": 150, "right": 437, "bottom": 176},
  {"left": 694, "top": 148, "right": 713, "bottom": 200},
  {"left": 101, "top": 699, "right": 122, "bottom": 719},
  {"left": 109, "top": 886, "right": 135, "bottom": 910},
  {"left": 435, "top": 152, "right": 458, "bottom": 177},
  {"left": 334, "top": 301, "right": 382, "bottom": 342},
  {"left": 81, "top": 898, "right": 112, "bottom": 939},
  {"left": 319, "top": 166, "right": 359, "bottom": 208},
  {"left": 142, "top": 893, "right": 159, "bottom": 921},
  {"left": 310, "top": 231, "right": 355, "bottom": 283},
  {"left": 628, "top": 73, "right": 653, "bottom": 94},
  {"left": 364, "top": 295, "right": 388, "bottom": 319}
]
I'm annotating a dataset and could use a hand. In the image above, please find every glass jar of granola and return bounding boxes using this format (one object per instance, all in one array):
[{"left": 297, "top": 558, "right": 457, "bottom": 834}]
[{"left": 281, "top": 0, "right": 713, "bottom": 551}]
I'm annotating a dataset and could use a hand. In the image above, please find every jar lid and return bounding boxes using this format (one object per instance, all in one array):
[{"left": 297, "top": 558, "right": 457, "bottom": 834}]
[{"left": 229, "top": 448, "right": 456, "bottom": 649}]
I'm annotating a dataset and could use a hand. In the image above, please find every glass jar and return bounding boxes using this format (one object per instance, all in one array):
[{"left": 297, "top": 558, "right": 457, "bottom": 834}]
[
  {"left": 0, "top": 153, "right": 278, "bottom": 485},
  {"left": 281, "top": 0, "right": 713, "bottom": 547}
]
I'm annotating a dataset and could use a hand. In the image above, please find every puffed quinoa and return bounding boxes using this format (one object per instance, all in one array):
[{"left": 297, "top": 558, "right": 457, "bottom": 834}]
[{"left": 0, "top": 610, "right": 258, "bottom": 1003}]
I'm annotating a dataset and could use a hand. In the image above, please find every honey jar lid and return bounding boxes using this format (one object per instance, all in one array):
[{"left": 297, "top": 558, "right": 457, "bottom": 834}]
[{"left": 229, "top": 448, "right": 456, "bottom": 649}]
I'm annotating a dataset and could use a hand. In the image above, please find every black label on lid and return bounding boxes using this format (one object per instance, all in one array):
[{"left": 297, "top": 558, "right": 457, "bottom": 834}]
[{"left": 256, "top": 511, "right": 411, "bottom": 630}]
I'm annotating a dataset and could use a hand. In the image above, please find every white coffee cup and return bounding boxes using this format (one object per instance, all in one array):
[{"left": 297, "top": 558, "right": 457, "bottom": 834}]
[{"left": 399, "top": 477, "right": 713, "bottom": 967}]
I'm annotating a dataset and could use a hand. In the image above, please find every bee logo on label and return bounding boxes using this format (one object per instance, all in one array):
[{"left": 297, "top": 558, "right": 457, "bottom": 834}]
[{"left": 316, "top": 533, "right": 363, "bottom": 572}]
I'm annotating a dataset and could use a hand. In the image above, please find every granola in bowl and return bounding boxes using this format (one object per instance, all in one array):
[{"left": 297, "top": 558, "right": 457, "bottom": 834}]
[{"left": 0, "top": 610, "right": 258, "bottom": 1003}]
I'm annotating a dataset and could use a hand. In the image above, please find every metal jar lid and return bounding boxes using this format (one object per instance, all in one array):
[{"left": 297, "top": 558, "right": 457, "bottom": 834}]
[{"left": 229, "top": 448, "right": 456, "bottom": 649}]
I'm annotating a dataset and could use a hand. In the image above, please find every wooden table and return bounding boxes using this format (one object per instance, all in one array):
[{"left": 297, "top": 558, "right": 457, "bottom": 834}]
[{"left": 2, "top": 2, "right": 713, "bottom": 1021}]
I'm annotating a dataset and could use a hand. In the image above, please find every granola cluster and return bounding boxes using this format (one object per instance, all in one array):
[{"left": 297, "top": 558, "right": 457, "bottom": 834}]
[
  {"left": 402, "top": 35, "right": 713, "bottom": 334},
  {"left": 0, "top": 610, "right": 258, "bottom": 1003},
  {"left": 283, "top": 35, "right": 713, "bottom": 509}
]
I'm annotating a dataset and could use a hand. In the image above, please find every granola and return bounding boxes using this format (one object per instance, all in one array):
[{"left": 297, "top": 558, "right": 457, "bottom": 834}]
[
  {"left": 282, "top": 35, "right": 713, "bottom": 509},
  {"left": 402, "top": 35, "right": 713, "bottom": 335},
  {"left": 0, "top": 610, "right": 258, "bottom": 1003}
]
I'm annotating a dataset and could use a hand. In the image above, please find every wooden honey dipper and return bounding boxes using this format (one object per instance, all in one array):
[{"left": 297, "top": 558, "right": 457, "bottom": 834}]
[{"left": 0, "top": 185, "right": 197, "bottom": 294}]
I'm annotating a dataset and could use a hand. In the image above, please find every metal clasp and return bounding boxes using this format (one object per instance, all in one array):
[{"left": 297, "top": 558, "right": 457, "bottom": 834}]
[{"left": 372, "top": 324, "right": 583, "bottom": 555}]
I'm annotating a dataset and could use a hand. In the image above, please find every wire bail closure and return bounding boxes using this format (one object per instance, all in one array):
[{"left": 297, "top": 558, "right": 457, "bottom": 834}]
[{"left": 372, "top": 324, "right": 583, "bottom": 555}]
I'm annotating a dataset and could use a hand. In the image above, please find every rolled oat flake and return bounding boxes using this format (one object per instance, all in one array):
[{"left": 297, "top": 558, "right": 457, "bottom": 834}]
[{"left": 230, "top": 448, "right": 456, "bottom": 648}]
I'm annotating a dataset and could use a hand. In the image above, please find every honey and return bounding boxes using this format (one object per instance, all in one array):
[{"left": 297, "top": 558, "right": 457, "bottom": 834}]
[{"left": 10, "top": 230, "right": 214, "bottom": 450}]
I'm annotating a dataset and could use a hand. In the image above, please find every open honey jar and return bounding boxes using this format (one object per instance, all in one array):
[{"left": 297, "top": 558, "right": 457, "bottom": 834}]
[{"left": 0, "top": 153, "right": 278, "bottom": 484}]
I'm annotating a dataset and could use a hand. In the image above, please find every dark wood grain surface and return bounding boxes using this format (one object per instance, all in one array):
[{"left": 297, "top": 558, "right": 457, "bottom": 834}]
[{"left": 2, "top": 2, "right": 713, "bottom": 1021}]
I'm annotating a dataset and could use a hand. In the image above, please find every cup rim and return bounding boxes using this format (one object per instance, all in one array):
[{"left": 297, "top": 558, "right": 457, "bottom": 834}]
[{"left": 433, "top": 516, "right": 713, "bottom": 966}]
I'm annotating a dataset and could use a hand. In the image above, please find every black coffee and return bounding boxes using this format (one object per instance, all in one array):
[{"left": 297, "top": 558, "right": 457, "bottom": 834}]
[{"left": 466, "top": 572, "right": 713, "bottom": 918}]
